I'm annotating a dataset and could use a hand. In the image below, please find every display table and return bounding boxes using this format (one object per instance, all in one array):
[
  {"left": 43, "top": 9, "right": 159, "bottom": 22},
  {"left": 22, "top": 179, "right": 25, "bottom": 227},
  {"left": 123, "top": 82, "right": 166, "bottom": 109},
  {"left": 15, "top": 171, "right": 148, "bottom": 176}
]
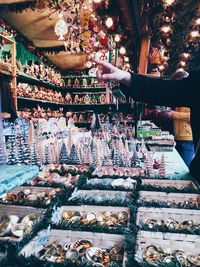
[
  {"left": 0, "top": 165, "right": 39, "bottom": 195},
  {"left": 154, "top": 149, "right": 191, "bottom": 180}
]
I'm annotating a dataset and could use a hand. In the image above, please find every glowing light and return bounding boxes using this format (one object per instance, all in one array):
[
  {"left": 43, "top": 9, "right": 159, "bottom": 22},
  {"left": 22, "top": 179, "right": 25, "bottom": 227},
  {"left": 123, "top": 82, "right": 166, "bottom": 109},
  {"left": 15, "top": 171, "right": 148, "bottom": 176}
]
[
  {"left": 180, "top": 61, "right": 186, "bottom": 67},
  {"left": 114, "top": 34, "right": 121, "bottom": 42},
  {"left": 182, "top": 52, "right": 190, "bottom": 59},
  {"left": 176, "top": 67, "right": 185, "bottom": 72},
  {"left": 163, "top": 0, "right": 175, "bottom": 6},
  {"left": 159, "top": 65, "right": 165, "bottom": 71},
  {"left": 124, "top": 56, "right": 129, "bottom": 62},
  {"left": 195, "top": 18, "right": 200, "bottom": 25},
  {"left": 161, "top": 25, "right": 171, "bottom": 33},
  {"left": 93, "top": 0, "right": 102, "bottom": 3},
  {"left": 105, "top": 17, "right": 113, "bottom": 28},
  {"left": 119, "top": 47, "right": 126, "bottom": 55},
  {"left": 190, "top": 30, "right": 199, "bottom": 38}
]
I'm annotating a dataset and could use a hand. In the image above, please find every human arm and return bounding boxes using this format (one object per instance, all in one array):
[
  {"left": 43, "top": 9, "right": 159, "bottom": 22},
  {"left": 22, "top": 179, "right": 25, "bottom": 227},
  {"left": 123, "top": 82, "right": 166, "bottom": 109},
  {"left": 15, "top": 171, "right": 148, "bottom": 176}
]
[
  {"left": 93, "top": 59, "right": 198, "bottom": 107},
  {"left": 171, "top": 111, "right": 190, "bottom": 122}
]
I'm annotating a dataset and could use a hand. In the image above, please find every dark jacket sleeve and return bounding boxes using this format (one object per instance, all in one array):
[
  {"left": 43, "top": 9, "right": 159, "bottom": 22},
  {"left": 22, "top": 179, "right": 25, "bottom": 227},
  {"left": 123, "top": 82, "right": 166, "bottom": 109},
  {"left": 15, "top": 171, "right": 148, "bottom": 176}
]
[{"left": 120, "top": 71, "right": 198, "bottom": 107}]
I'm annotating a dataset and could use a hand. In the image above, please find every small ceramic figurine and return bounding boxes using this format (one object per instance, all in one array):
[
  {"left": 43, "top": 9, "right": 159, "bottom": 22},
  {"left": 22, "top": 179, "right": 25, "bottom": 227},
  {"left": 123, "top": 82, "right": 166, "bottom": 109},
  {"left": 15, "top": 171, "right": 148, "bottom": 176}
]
[
  {"left": 83, "top": 94, "right": 91, "bottom": 104},
  {"left": 90, "top": 78, "right": 95, "bottom": 87},
  {"left": 99, "top": 94, "right": 106, "bottom": 104},
  {"left": 74, "top": 77, "right": 80, "bottom": 88},
  {"left": 78, "top": 113, "right": 84, "bottom": 122},
  {"left": 67, "top": 79, "right": 72, "bottom": 88},
  {"left": 74, "top": 94, "right": 80, "bottom": 104},
  {"left": 65, "top": 93, "right": 72, "bottom": 104},
  {"left": 82, "top": 78, "right": 87, "bottom": 88}
]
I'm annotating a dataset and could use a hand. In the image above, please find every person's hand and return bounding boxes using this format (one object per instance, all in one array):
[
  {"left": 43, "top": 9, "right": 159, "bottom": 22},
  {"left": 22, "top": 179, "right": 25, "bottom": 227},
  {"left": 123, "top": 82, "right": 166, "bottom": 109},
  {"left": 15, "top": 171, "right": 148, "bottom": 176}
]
[{"left": 92, "top": 58, "right": 132, "bottom": 86}]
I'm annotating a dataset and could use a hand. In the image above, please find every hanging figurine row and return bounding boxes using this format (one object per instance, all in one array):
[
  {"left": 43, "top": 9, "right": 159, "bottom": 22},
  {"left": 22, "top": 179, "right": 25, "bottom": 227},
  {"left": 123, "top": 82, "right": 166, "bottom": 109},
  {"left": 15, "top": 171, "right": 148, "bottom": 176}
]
[{"left": 17, "top": 83, "right": 107, "bottom": 104}]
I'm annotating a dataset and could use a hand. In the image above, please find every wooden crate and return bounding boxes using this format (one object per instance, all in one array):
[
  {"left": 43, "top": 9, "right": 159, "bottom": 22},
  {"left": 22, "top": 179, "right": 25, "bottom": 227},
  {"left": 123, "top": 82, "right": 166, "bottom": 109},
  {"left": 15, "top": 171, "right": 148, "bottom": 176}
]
[
  {"left": 142, "top": 179, "right": 198, "bottom": 190},
  {"left": 92, "top": 166, "right": 146, "bottom": 177},
  {"left": 56, "top": 205, "right": 130, "bottom": 227},
  {"left": 0, "top": 204, "right": 45, "bottom": 242},
  {"left": 139, "top": 191, "right": 200, "bottom": 207},
  {"left": 71, "top": 190, "right": 132, "bottom": 201},
  {"left": 136, "top": 207, "right": 200, "bottom": 226},
  {"left": 135, "top": 230, "right": 200, "bottom": 262},
  {"left": 20, "top": 229, "right": 125, "bottom": 265},
  {"left": 0, "top": 186, "right": 61, "bottom": 206}
]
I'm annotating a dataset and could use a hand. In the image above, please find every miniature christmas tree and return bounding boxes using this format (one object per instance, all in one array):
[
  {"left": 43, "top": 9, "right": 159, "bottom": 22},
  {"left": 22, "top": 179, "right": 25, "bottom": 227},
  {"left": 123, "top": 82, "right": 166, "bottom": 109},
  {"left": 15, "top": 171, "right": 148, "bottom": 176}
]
[
  {"left": 59, "top": 142, "right": 69, "bottom": 164},
  {"left": 158, "top": 153, "right": 166, "bottom": 178},
  {"left": 69, "top": 144, "right": 80, "bottom": 164},
  {"left": 131, "top": 150, "right": 141, "bottom": 167},
  {"left": 44, "top": 145, "right": 50, "bottom": 165},
  {"left": 7, "top": 136, "right": 18, "bottom": 165},
  {"left": 112, "top": 149, "right": 123, "bottom": 167},
  {"left": 16, "top": 136, "right": 31, "bottom": 165},
  {"left": 31, "top": 143, "right": 41, "bottom": 167},
  {"left": 0, "top": 114, "right": 6, "bottom": 165},
  {"left": 91, "top": 113, "right": 101, "bottom": 131},
  {"left": 145, "top": 154, "right": 154, "bottom": 177}
]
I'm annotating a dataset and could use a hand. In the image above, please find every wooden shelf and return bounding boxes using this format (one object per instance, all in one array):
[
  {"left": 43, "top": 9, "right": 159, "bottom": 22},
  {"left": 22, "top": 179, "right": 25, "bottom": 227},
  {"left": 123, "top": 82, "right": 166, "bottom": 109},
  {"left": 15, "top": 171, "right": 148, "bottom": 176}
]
[{"left": 17, "top": 74, "right": 66, "bottom": 92}]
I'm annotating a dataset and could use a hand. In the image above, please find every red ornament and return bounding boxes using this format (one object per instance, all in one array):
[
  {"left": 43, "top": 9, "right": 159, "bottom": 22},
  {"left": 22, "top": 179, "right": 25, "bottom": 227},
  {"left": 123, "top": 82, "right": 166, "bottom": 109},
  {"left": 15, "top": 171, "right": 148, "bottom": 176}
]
[{"left": 100, "top": 37, "right": 108, "bottom": 46}]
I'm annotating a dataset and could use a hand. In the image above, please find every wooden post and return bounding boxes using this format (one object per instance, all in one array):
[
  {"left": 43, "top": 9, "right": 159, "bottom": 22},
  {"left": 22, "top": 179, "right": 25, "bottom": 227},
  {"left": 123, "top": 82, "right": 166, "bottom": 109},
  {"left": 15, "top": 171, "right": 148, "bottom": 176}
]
[
  {"left": 138, "top": 37, "right": 150, "bottom": 75},
  {"left": 0, "top": 34, "right": 17, "bottom": 110}
]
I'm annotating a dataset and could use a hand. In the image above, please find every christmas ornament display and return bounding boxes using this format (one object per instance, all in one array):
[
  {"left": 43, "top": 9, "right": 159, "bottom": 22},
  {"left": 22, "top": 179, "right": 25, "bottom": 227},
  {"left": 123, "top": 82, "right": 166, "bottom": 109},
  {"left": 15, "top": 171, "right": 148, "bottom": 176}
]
[
  {"left": 60, "top": 208, "right": 129, "bottom": 228},
  {"left": 142, "top": 245, "right": 200, "bottom": 266},
  {"left": 0, "top": 187, "right": 61, "bottom": 206}
]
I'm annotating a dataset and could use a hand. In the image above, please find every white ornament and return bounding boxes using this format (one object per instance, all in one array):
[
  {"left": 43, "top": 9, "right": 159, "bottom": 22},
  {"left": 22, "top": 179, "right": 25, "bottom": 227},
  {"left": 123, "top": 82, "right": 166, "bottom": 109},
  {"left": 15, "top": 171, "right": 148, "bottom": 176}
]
[{"left": 54, "top": 13, "right": 68, "bottom": 40}]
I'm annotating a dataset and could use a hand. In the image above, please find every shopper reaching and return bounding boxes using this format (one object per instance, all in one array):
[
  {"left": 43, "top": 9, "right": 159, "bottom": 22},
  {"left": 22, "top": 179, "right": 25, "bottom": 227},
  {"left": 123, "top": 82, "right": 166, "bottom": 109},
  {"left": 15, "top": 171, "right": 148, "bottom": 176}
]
[{"left": 92, "top": 58, "right": 200, "bottom": 181}]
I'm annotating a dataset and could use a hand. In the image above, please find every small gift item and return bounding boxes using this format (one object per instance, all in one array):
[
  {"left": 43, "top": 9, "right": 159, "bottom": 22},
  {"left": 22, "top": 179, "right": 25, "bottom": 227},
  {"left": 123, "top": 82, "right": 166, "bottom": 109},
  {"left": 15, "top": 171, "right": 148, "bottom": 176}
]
[
  {"left": 67, "top": 79, "right": 72, "bottom": 88},
  {"left": 65, "top": 93, "right": 72, "bottom": 104},
  {"left": 90, "top": 78, "right": 95, "bottom": 87},
  {"left": 99, "top": 94, "right": 106, "bottom": 103},
  {"left": 74, "top": 78, "right": 80, "bottom": 88},
  {"left": 79, "top": 113, "right": 84, "bottom": 122},
  {"left": 74, "top": 94, "right": 80, "bottom": 104},
  {"left": 82, "top": 78, "right": 87, "bottom": 88},
  {"left": 83, "top": 94, "right": 91, "bottom": 104},
  {"left": 72, "top": 114, "right": 78, "bottom": 122}
]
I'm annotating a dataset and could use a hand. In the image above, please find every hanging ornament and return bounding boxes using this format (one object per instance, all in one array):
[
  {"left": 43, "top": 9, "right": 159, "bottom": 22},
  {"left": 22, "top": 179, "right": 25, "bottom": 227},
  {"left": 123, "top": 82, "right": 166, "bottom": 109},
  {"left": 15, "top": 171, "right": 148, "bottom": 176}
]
[{"left": 54, "top": 13, "right": 68, "bottom": 40}]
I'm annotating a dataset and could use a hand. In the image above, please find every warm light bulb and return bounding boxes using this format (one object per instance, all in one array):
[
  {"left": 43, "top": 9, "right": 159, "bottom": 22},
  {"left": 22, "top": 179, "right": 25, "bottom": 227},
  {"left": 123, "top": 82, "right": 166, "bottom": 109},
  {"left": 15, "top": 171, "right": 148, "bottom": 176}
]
[
  {"left": 161, "top": 25, "right": 171, "bottom": 33},
  {"left": 190, "top": 30, "right": 199, "bottom": 38},
  {"left": 180, "top": 61, "right": 186, "bottom": 67},
  {"left": 176, "top": 67, "right": 185, "bottom": 72},
  {"left": 119, "top": 47, "right": 126, "bottom": 55},
  {"left": 124, "top": 56, "right": 129, "bottom": 62},
  {"left": 105, "top": 17, "right": 113, "bottom": 28},
  {"left": 159, "top": 65, "right": 165, "bottom": 71},
  {"left": 182, "top": 52, "right": 190, "bottom": 59},
  {"left": 163, "top": 0, "right": 175, "bottom": 6},
  {"left": 195, "top": 18, "right": 200, "bottom": 25},
  {"left": 114, "top": 34, "right": 121, "bottom": 42}
]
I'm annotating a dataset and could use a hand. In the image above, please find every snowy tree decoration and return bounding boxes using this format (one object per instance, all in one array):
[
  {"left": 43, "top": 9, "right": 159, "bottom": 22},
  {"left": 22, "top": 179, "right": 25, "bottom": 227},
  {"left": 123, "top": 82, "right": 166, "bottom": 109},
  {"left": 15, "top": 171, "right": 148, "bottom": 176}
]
[
  {"left": 69, "top": 144, "right": 80, "bottom": 165},
  {"left": 158, "top": 153, "right": 166, "bottom": 178},
  {"left": 131, "top": 150, "right": 141, "bottom": 167},
  {"left": 59, "top": 142, "right": 69, "bottom": 164},
  {"left": 7, "top": 136, "right": 18, "bottom": 165}
]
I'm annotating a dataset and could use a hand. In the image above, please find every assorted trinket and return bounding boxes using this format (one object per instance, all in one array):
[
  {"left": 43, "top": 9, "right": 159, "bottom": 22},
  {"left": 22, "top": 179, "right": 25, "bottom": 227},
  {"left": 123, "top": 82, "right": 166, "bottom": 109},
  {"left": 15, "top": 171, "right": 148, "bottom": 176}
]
[
  {"left": 16, "top": 61, "right": 65, "bottom": 87},
  {"left": 143, "top": 245, "right": 200, "bottom": 266},
  {"left": 143, "top": 218, "right": 200, "bottom": 232},
  {"left": 0, "top": 187, "right": 61, "bottom": 206},
  {"left": 139, "top": 195, "right": 200, "bottom": 209},
  {"left": 38, "top": 239, "right": 124, "bottom": 265},
  {"left": 93, "top": 166, "right": 145, "bottom": 178},
  {"left": 85, "top": 177, "right": 137, "bottom": 190},
  {"left": 0, "top": 213, "right": 39, "bottom": 239},
  {"left": 61, "top": 210, "right": 129, "bottom": 228}
]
